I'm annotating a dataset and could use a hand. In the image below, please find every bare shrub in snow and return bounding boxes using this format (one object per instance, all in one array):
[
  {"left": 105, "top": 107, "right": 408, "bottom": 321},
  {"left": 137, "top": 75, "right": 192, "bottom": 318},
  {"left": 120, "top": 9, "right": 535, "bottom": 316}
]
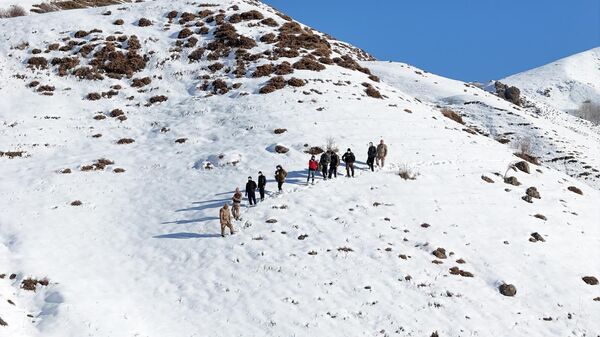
[
  {"left": 274, "top": 48, "right": 300, "bottom": 58},
  {"left": 293, "top": 57, "right": 325, "bottom": 71},
  {"left": 0, "top": 5, "right": 26, "bottom": 18},
  {"left": 117, "top": 138, "right": 135, "bottom": 145},
  {"left": 441, "top": 108, "right": 464, "bottom": 124},
  {"left": 274, "top": 62, "right": 293, "bottom": 75},
  {"left": 138, "top": 18, "right": 152, "bottom": 27},
  {"left": 516, "top": 136, "right": 531, "bottom": 156},
  {"left": 364, "top": 84, "right": 382, "bottom": 99},
  {"left": 31, "top": 0, "right": 123, "bottom": 13},
  {"left": 574, "top": 100, "right": 600, "bottom": 124},
  {"left": 261, "top": 18, "right": 279, "bottom": 27},
  {"left": 514, "top": 136, "right": 540, "bottom": 165},
  {"left": 149, "top": 95, "right": 168, "bottom": 104},
  {"left": 260, "top": 33, "right": 277, "bottom": 44},
  {"left": 287, "top": 77, "right": 305, "bottom": 87},
  {"left": 86, "top": 92, "right": 102, "bottom": 100},
  {"left": 51, "top": 56, "right": 80, "bottom": 76},
  {"left": 73, "top": 67, "right": 103, "bottom": 80},
  {"left": 166, "top": 10, "right": 178, "bottom": 21},
  {"left": 188, "top": 48, "right": 205, "bottom": 62},
  {"left": 240, "top": 10, "right": 264, "bottom": 21},
  {"left": 21, "top": 277, "right": 48, "bottom": 291},
  {"left": 178, "top": 28, "right": 193, "bottom": 39},
  {"left": 0, "top": 151, "right": 25, "bottom": 159},
  {"left": 109, "top": 109, "right": 124, "bottom": 118},
  {"left": 259, "top": 76, "right": 286, "bottom": 94},
  {"left": 398, "top": 164, "right": 418, "bottom": 180},
  {"left": 208, "top": 62, "right": 224, "bottom": 72},
  {"left": 131, "top": 76, "right": 151, "bottom": 87},
  {"left": 325, "top": 137, "right": 338, "bottom": 152},
  {"left": 304, "top": 146, "right": 324, "bottom": 155},
  {"left": 252, "top": 64, "right": 274, "bottom": 77},
  {"left": 27, "top": 56, "right": 48, "bottom": 69}
]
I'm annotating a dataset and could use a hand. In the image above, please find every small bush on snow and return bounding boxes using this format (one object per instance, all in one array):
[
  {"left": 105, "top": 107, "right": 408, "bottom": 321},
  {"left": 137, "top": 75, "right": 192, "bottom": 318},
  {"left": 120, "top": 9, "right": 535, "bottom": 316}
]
[
  {"left": 0, "top": 5, "right": 26, "bottom": 18},
  {"left": 398, "top": 164, "right": 418, "bottom": 180}
]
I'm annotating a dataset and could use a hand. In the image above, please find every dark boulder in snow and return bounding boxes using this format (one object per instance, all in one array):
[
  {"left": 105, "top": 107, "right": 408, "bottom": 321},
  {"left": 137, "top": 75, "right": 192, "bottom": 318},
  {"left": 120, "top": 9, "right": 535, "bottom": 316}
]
[
  {"left": 529, "top": 232, "right": 545, "bottom": 242},
  {"left": 273, "top": 145, "right": 289, "bottom": 154},
  {"left": 505, "top": 86, "right": 521, "bottom": 105},
  {"left": 526, "top": 187, "right": 541, "bottom": 199},
  {"left": 514, "top": 161, "right": 530, "bottom": 174},
  {"left": 582, "top": 276, "right": 598, "bottom": 285},
  {"left": 499, "top": 283, "right": 517, "bottom": 296},
  {"left": 504, "top": 176, "right": 521, "bottom": 186},
  {"left": 495, "top": 81, "right": 521, "bottom": 106},
  {"left": 432, "top": 247, "right": 447, "bottom": 259}
]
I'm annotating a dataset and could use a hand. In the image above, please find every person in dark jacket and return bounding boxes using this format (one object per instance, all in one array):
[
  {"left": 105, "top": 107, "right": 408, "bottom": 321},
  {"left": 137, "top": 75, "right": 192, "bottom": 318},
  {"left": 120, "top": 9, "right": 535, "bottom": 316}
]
[
  {"left": 367, "top": 142, "right": 377, "bottom": 172},
  {"left": 342, "top": 148, "right": 356, "bottom": 177},
  {"left": 328, "top": 151, "right": 339, "bottom": 178},
  {"left": 307, "top": 156, "right": 318, "bottom": 184},
  {"left": 245, "top": 176, "right": 257, "bottom": 206},
  {"left": 319, "top": 151, "right": 331, "bottom": 180},
  {"left": 275, "top": 165, "right": 287, "bottom": 191},
  {"left": 257, "top": 171, "right": 266, "bottom": 201}
]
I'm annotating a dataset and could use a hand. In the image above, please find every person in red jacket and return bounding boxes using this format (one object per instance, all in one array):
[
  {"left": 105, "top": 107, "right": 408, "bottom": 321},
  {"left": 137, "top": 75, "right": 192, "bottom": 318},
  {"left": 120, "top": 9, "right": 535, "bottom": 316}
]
[{"left": 307, "top": 155, "right": 318, "bottom": 184}]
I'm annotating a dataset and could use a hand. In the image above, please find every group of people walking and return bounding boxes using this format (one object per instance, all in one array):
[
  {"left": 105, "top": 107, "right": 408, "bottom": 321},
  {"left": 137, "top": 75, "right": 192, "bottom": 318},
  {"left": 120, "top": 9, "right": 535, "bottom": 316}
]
[{"left": 218, "top": 140, "right": 388, "bottom": 237}]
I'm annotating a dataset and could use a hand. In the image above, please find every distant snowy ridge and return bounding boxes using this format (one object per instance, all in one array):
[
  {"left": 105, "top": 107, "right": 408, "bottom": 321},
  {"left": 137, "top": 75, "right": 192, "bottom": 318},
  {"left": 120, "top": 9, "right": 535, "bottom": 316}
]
[{"left": 502, "top": 47, "right": 600, "bottom": 112}]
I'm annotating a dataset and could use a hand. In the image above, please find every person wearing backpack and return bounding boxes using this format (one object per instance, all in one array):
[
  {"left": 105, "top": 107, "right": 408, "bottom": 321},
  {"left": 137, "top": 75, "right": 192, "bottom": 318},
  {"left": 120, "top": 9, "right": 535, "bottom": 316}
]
[
  {"left": 367, "top": 142, "right": 377, "bottom": 172},
  {"left": 328, "top": 151, "right": 339, "bottom": 178},
  {"left": 275, "top": 165, "right": 288, "bottom": 191},
  {"left": 245, "top": 176, "right": 257, "bottom": 206},
  {"left": 231, "top": 187, "right": 242, "bottom": 220},
  {"left": 307, "top": 155, "right": 318, "bottom": 184},
  {"left": 319, "top": 151, "right": 331, "bottom": 180},
  {"left": 342, "top": 148, "right": 356, "bottom": 178},
  {"left": 257, "top": 171, "right": 267, "bottom": 201}
]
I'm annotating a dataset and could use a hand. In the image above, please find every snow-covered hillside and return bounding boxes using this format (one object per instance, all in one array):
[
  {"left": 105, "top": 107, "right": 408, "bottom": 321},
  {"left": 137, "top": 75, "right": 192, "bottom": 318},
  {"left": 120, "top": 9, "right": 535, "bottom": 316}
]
[
  {"left": 0, "top": 0, "right": 131, "bottom": 15},
  {"left": 367, "top": 61, "right": 600, "bottom": 190},
  {"left": 503, "top": 47, "right": 600, "bottom": 112},
  {"left": 1, "top": 1, "right": 599, "bottom": 337}
]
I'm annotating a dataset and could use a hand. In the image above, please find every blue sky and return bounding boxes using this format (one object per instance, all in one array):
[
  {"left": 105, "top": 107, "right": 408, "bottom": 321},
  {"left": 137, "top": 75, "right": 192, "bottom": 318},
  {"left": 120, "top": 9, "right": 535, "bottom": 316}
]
[{"left": 262, "top": 0, "right": 600, "bottom": 82}]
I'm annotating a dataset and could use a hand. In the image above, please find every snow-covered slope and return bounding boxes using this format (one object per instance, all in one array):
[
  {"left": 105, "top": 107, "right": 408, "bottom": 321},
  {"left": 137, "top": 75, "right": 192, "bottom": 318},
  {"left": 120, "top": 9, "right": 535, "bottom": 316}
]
[
  {"left": 1, "top": 1, "right": 599, "bottom": 337},
  {"left": 0, "top": 0, "right": 131, "bottom": 15},
  {"left": 503, "top": 47, "right": 600, "bottom": 112},
  {"left": 366, "top": 61, "right": 600, "bottom": 190}
]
